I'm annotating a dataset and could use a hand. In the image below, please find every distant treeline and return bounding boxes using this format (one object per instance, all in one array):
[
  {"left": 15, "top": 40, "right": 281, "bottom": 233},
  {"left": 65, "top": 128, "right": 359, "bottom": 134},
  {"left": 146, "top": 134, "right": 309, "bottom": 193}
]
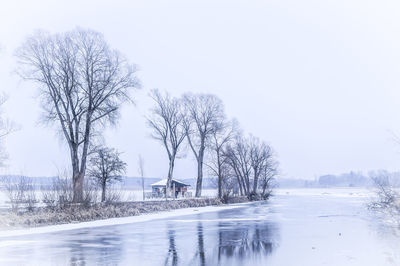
[
  {"left": 277, "top": 170, "right": 400, "bottom": 188},
  {"left": 3, "top": 170, "right": 399, "bottom": 190}
]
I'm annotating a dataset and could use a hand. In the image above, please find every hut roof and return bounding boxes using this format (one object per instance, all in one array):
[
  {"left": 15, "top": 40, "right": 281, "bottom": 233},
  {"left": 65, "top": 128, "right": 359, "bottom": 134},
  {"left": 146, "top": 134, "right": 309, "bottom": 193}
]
[{"left": 150, "top": 178, "right": 190, "bottom": 187}]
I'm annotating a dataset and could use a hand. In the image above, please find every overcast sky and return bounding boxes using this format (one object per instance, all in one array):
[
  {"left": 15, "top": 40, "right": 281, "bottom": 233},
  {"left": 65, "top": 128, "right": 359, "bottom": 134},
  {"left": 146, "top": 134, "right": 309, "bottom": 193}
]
[{"left": 1, "top": 0, "right": 400, "bottom": 180}]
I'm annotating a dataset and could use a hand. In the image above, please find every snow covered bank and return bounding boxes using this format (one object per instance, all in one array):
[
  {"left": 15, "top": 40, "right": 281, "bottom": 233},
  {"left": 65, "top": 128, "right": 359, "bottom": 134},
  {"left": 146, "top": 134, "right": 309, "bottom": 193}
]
[
  {"left": 0, "top": 201, "right": 253, "bottom": 238},
  {"left": 0, "top": 198, "right": 230, "bottom": 230}
]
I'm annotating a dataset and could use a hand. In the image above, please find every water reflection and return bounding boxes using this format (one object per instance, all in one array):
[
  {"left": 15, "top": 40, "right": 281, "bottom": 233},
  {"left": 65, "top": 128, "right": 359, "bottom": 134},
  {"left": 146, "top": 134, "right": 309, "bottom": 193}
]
[
  {"left": 64, "top": 229, "right": 124, "bottom": 266},
  {"left": 183, "top": 203, "right": 278, "bottom": 265},
  {"left": 216, "top": 210, "right": 277, "bottom": 263},
  {"left": 196, "top": 222, "right": 206, "bottom": 266},
  {"left": 0, "top": 202, "right": 278, "bottom": 266},
  {"left": 165, "top": 227, "right": 178, "bottom": 266},
  {"left": 69, "top": 242, "right": 86, "bottom": 265},
  {"left": 3, "top": 192, "right": 400, "bottom": 265}
]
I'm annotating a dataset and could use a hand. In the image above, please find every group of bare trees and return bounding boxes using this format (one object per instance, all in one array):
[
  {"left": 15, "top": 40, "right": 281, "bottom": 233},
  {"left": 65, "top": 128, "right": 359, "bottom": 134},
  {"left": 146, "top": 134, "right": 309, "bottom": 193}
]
[
  {"left": 7, "top": 27, "right": 277, "bottom": 204},
  {"left": 223, "top": 135, "right": 277, "bottom": 200},
  {"left": 147, "top": 89, "right": 278, "bottom": 201}
]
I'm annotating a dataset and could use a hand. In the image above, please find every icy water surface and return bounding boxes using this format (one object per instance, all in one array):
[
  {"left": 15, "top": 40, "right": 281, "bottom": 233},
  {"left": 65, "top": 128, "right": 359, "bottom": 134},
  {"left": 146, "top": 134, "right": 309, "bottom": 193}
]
[{"left": 0, "top": 188, "right": 399, "bottom": 266}]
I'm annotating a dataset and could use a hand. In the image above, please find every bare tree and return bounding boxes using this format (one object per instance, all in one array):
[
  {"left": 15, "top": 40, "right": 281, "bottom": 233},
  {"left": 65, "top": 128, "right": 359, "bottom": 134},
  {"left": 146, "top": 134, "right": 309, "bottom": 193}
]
[
  {"left": 0, "top": 49, "right": 17, "bottom": 166},
  {"left": 87, "top": 147, "right": 126, "bottom": 202},
  {"left": 368, "top": 171, "right": 400, "bottom": 226},
  {"left": 183, "top": 93, "right": 225, "bottom": 197},
  {"left": 258, "top": 150, "right": 278, "bottom": 199},
  {"left": 206, "top": 119, "right": 238, "bottom": 199},
  {"left": 225, "top": 135, "right": 252, "bottom": 196},
  {"left": 249, "top": 136, "right": 272, "bottom": 194},
  {"left": 224, "top": 134, "right": 277, "bottom": 199},
  {"left": 0, "top": 95, "right": 17, "bottom": 167},
  {"left": 16, "top": 29, "right": 139, "bottom": 202},
  {"left": 138, "top": 154, "right": 145, "bottom": 201},
  {"left": 147, "top": 89, "right": 186, "bottom": 198}
]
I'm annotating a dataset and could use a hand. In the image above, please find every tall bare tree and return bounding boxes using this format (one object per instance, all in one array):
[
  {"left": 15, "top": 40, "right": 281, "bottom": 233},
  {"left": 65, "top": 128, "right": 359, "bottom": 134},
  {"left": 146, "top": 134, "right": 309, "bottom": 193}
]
[
  {"left": 249, "top": 136, "right": 272, "bottom": 194},
  {"left": 147, "top": 89, "right": 186, "bottom": 198},
  {"left": 0, "top": 95, "right": 16, "bottom": 167},
  {"left": 16, "top": 29, "right": 139, "bottom": 202},
  {"left": 206, "top": 119, "right": 238, "bottom": 199},
  {"left": 225, "top": 135, "right": 252, "bottom": 196},
  {"left": 0, "top": 49, "right": 9, "bottom": 165},
  {"left": 259, "top": 156, "right": 278, "bottom": 199},
  {"left": 87, "top": 147, "right": 126, "bottom": 202},
  {"left": 183, "top": 93, "right": 225, "bottom": 197}
]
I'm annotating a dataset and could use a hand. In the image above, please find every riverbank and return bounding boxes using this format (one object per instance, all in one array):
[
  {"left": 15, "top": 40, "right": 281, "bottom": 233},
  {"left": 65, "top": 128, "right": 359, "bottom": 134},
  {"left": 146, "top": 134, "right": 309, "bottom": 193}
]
[{"left": 0, "top": 197, "right": 250, "bottom": 231}]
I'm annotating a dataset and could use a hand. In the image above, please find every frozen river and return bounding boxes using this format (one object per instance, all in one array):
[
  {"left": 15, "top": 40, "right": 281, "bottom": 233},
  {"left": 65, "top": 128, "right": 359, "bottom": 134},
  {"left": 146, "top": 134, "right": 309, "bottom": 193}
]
[{"left": 0, "top": 188, "right": 399, "bottom": 265}]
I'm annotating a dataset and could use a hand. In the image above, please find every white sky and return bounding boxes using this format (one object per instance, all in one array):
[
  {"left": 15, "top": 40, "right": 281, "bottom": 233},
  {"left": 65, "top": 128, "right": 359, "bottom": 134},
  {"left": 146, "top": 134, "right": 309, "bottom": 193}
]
[{"left": 1, "top": 0, "right": 400, "bottom": 179}]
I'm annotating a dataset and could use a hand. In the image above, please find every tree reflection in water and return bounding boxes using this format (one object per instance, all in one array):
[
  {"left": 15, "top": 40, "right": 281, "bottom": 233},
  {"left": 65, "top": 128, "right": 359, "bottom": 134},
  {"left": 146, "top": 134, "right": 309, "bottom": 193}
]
[
  {"left": 216, "top": 212, "right": 277, "bottom": 262},
  {"left": 197, "top": 222, "right": 206, "bottom": 266},
  {"left": 187, "top": 211, "right": 277, "bottom": 265},
  {"left": 165, "top": 227, "right": 179, "bottom": 266},
  {"left": 64, "top": 205, "right": 277, "bottom": 265},
  {"left": 66, "top": 230, "right": 124, "bottom": 265}
]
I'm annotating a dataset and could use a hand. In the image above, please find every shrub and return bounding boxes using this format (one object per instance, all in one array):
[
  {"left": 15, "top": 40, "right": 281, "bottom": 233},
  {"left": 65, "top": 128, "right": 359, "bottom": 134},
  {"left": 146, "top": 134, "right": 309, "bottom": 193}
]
[
  {"left": 41, "top": 177, "right": 98, "bottom": 209},
  {"left": 2, "top": 176, "right": 37, "bottom": 211}
]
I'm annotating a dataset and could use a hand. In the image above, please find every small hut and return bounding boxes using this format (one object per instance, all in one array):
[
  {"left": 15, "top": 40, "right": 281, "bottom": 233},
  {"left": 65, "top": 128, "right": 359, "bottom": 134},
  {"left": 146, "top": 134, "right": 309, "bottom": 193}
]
[{"left": 151, "top": 179, "right": 190, "bottom": 198}]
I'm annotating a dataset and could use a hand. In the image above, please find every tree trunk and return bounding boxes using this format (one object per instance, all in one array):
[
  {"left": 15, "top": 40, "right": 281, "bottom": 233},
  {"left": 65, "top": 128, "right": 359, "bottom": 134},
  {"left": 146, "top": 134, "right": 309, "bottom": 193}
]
[
  {"left": 237, "top": 176, "right": 244, "bottom": 196},
  {"left": 239, "top": 175, "right": 244, "bottom": 195},
  {"left": 218, "top": 173, "right": 222, "bottom": 199},
  {"left": 166, "top": 157, "right": 175, "bottom": 199},
  {"left": 217, "top": 149, "right": 222, "bottom": 199},
  {"left": 253, "top": 172, "right": 259, "bottom": 194},
  {"left": 142, "top": 177, "right": 145, "bottom": 201},
  {"left": 101, "top": 182, "right": 106, "bottom": 202},
  {"left": 262, "top": 183, "right": 267, "bottom": 197},
  {"left": 195, "top": 152, "right": 204, "bottom": 197},
  {"left": 73, "top": 172, "right": 84, "bottom": 203},
  {"left": 69, "top": 145, "right": 83, "bottom": 203},
  {"left": 73, "top": 117, "right": 91, "bottom": 203},
  {"left": 245, "top": 176, "right": 250, "bottom": 196},
  {"left": 71, "top": 146, "right": 83, "bottom": 203},
  {"left": 242, "top": 176, "right": 249, "bottom": 196}
]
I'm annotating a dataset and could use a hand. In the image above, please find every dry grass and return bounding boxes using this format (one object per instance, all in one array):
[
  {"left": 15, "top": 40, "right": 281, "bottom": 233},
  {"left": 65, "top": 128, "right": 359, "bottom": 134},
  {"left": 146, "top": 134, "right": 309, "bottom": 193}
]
[{"left": 0, "top": 197, "right": 243, "bottom": 229}]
